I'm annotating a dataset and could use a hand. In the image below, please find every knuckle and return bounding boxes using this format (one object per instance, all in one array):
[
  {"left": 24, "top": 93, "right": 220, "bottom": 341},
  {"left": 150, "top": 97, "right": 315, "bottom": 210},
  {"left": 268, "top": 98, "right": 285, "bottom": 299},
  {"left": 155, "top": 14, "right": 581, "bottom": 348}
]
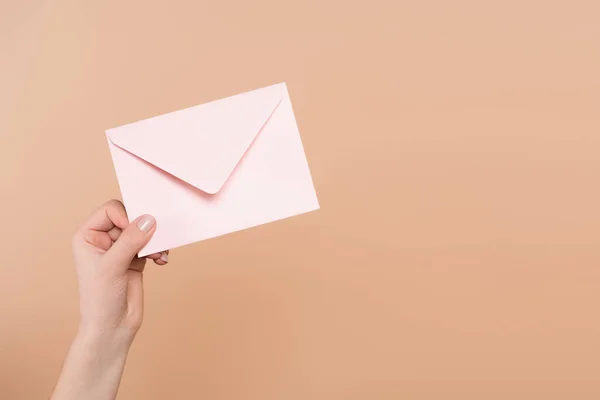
[
  {"left": 105, "top": 199, "right": 124, "bottom": 210},
  {"left": 115, "top": 229, "right": 143, "bottom": 254},
  {"left": 116, "top": 236, "right": 136, "bottom": 253}
]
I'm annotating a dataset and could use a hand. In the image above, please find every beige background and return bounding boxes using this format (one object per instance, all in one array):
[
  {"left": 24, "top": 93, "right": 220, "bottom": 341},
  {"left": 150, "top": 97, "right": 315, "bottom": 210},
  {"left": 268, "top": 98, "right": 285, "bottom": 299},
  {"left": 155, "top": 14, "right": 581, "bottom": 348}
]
[{"left": 1, "top": 0, "right": 600, "bottom": 399}]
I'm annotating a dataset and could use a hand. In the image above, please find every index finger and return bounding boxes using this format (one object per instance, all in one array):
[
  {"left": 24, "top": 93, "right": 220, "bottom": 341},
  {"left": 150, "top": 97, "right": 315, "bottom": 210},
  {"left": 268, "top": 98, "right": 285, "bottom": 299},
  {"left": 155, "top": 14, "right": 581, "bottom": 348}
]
[{"left": 81, "top": 199, "right": 130, "bottom": 233}]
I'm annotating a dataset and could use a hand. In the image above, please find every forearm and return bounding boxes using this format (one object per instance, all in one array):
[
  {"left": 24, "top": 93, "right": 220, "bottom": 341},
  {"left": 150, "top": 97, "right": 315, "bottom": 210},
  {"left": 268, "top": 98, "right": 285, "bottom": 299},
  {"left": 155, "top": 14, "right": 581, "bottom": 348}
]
[{"left": 51, "top": 328, "right": 133, "bottom": 400}]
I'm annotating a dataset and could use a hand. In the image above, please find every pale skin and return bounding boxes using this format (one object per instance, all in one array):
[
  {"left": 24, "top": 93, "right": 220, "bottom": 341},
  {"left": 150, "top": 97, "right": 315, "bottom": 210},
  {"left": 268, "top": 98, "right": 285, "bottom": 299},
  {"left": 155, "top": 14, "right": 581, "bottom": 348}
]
[{"left": 51, "top": 200, "right": 168, "bottom": 400}]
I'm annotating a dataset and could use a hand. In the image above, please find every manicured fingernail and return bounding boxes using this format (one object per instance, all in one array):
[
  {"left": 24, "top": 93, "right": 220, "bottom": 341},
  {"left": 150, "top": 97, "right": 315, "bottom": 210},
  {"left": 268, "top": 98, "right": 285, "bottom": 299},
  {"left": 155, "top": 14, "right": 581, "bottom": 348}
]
[
  {"left": 137, "top": 215, "right": 156, "bottom": 232},
  {"left": 160, "top": 251, "right": 168, "bottom": 262}
]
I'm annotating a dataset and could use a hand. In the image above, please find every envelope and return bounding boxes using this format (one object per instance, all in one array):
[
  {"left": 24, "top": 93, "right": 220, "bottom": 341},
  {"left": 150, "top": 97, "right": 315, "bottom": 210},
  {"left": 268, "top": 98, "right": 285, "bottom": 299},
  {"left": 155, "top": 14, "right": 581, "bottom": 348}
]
[{"left": 106, "top": 82, "right": 319, "bottom": 256}]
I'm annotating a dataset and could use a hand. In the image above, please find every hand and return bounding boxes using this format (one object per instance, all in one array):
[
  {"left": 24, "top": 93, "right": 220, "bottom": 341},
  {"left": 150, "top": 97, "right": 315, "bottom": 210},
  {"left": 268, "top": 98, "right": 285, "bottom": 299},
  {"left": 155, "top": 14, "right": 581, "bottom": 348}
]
[
  {"left": 72, "top": 199, "right": 168, "bottom": 341},
  {"left": 52, "top": 200, "right": 168, "bottom": 400}
]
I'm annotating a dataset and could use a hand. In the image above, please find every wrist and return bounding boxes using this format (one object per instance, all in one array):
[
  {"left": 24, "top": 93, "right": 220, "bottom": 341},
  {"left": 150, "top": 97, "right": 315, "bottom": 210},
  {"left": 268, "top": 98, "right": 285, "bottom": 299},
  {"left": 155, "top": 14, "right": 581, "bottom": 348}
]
[
  {"left": 51, "top": 325, "right": 133, "bottom": 399},
  {"left": 76, "top": 324, "right": 135, "bottom": 355}
]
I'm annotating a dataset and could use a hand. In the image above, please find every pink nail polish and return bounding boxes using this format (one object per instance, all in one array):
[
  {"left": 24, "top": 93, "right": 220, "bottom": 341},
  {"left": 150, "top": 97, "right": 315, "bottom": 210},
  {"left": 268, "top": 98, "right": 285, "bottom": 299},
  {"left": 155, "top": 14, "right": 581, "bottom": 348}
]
[
  {"left": 137, "top": 215, "right": 156, "bottom": 232},
  {"left": 160, "top": 251, "right": 168, "bottom": 262}
]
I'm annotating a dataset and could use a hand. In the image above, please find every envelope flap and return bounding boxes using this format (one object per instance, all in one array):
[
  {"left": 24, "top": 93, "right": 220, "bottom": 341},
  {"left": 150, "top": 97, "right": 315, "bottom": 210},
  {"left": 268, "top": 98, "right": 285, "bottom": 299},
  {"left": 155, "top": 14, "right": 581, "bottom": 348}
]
[{"left": 106, "top": 83, "right": 285, "bottom": 194}]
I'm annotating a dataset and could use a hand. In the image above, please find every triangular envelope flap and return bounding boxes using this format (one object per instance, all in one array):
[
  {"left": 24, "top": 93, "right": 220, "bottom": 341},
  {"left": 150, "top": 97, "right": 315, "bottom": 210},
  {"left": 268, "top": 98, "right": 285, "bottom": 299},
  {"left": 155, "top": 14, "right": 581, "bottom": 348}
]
[{"left": 107, "top": 83, "right": 285, "bottom": 194}]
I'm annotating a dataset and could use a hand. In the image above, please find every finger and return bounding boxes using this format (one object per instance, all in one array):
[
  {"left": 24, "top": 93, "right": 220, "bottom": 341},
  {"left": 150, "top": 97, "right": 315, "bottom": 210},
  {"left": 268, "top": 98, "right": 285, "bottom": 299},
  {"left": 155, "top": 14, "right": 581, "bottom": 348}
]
[
  {"left": 159, "top": 251, "right": 168, "bottom": 263},
  {"left": 81, "top": 200, "right": 129, "bottom": 233},
  {"left": 153, "top": 251, "right": 169, "bottom": 265},
  {"left": 129, "top": 257, "right": 146, "bottom": 273},
  {"left": 103, "top": 215, "right": 156, "bottom": 273},
  {"left": 107, "top": 226, "right": 122, "bottom": 242},
  {"left": 146, "top": 252, "right": 162, "bottom": 260},
  {"left": 83, "top": 230, "right": 112, "bottom": 251}
]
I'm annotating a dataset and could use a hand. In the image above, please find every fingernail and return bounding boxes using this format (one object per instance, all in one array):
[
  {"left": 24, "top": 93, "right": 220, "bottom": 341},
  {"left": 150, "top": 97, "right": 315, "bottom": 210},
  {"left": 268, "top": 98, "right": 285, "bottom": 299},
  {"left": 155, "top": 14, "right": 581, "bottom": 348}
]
[
  {"left": 137, "top": 215, "right": 156, "bottom": 232},
  {"left": 160, "top": 251, "right": 168, "bottom": 263}
]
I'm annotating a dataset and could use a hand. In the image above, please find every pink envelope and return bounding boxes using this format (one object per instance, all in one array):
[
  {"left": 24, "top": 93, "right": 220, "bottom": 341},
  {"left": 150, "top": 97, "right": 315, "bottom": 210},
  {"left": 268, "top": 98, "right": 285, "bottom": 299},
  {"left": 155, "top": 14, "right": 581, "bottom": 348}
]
[{"left": 106, "top": 83, "right": 319, "bottom": 256}]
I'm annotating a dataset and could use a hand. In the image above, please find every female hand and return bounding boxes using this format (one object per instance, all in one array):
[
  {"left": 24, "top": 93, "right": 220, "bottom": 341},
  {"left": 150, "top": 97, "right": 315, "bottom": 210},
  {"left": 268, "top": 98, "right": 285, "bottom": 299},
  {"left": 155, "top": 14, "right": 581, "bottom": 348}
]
[
  {"left": 72, "top": 199, "right": 167, "bottom": 340},
  {"left": 52, "top": 199, "right": 168, "bottom": 400}
]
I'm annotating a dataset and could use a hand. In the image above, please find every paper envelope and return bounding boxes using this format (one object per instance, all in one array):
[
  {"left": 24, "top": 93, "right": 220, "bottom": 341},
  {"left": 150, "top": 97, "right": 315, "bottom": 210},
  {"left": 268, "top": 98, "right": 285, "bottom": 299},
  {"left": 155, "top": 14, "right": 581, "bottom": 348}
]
[{"left": 106, "top": 82, "right": 319, "bottom": 256}]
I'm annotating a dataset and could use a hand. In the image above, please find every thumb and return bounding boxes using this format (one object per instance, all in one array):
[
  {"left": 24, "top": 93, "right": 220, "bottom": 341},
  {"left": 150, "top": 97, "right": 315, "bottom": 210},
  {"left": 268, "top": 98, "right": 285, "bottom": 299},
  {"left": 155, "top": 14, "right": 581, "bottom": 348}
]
[{"left": 104, "top": 215, "right": 156, "bottom": 271}]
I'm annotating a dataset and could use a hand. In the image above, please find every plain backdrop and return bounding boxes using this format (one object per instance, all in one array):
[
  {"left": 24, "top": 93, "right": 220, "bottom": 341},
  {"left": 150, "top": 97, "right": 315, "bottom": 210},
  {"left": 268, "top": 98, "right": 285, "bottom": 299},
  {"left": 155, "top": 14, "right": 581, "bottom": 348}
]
[{"left": 1, "top": 1, "right": 599, "bottom": 399}]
